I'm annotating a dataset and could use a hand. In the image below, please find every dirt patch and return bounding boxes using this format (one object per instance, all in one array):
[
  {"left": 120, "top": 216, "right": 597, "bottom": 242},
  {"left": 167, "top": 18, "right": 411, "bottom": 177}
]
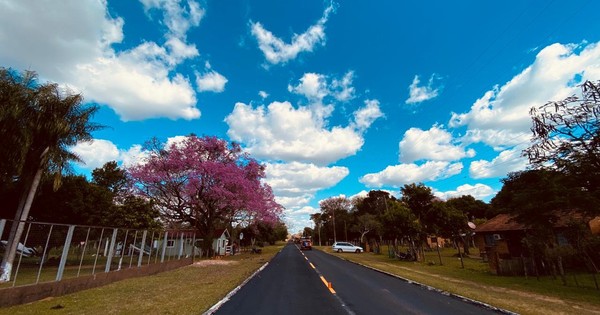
[{"left": 192, "top": 260, "right": 238, "bottom": 267}]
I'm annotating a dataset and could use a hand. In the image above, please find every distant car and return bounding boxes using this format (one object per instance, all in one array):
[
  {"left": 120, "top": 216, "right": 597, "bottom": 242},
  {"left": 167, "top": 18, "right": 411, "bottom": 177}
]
[
  {"left": 300, "top": 239, "right": 312, "bottom": 250},
  {"left": 0, "top": 240, "right": 37, "bottom": 257},
  {"left": 332, "top": 242, "right": 363, "bottom": 253}
]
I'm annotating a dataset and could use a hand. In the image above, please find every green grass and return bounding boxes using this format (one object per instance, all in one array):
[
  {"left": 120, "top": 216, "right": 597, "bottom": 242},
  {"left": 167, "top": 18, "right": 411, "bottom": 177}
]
[
  {"left": 4, "top": 243, "right": 599, "bottom": 315},
  {"left": 0, "top": 251, "right": 177, "bottom": 288},
  {"left": 0, "top": 244, "right": 284, "bottom": 315},
  {"left": 318, "top": 245, "right": 600, "bottom": 315}
]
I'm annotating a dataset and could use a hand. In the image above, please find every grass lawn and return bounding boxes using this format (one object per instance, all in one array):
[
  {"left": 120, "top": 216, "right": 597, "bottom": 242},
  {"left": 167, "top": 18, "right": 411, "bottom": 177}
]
[
  {"left": 3, "top": 243, "right": 599, "bottom": 315},
  {"left": 317, "top": 245, "right": 600, "bottom": 315},
  {"left": 0, "top": 244, "right": 283, "bottom": 315}
]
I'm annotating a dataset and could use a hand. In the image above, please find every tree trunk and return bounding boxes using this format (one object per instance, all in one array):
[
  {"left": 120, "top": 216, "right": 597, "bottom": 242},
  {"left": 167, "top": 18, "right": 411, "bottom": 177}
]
[{"left": 0, "top": 160, "right": 45, "bottom": 282}]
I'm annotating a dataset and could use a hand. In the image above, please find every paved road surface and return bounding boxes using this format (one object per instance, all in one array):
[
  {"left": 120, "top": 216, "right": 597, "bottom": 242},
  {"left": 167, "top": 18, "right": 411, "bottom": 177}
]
[{"left": 212, "top": 243, "right": 505, "bottom": 315}]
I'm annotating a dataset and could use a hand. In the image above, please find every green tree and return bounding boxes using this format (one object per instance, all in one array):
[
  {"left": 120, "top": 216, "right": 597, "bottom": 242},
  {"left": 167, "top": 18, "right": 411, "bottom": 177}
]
[
  {"left": 524, "top": 80, "right": 600, "bottom": 215},
  {"left": 353, "top": 214, "right": 382, "bottom": 244},
  {"left": 0, "top": 68, "right": 100, "bottom": 282},
  {"left": 382, "top": 200, "right": 420, "bottom": 252},
  {"left": 92, "top": 161, "right": 127, "bottom": 194},
  {"left": 445, "top": 195, "right": 490, "bottom": 220},
  {"left": 491, "top": 169, "right": 573, "bottom": 226},
  {"left": 319, "top": 196, "right": 352, "bottom": 243}
]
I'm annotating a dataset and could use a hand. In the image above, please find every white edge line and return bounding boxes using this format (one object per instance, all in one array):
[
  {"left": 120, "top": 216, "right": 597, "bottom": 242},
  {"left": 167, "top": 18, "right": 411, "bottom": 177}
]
[
  {"left": 202, "top": 256, "right": 273, "bottom": 315},
  {"left": 329, "top": 253, "right": 518, "bottom": 315}
]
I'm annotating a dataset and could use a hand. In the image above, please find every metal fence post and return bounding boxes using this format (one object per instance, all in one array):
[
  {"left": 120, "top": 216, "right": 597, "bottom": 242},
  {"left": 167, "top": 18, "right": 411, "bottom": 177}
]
[
  {"left": 137, "top": 230, "right": 147, "bottom": 267},
  {"left": 192, "top": 234, "right": 196, "bottom": 262},
  {"left": 161, "top": 231, "right": 168, "bottom": 263},
  {"left": 178, "top": 232, "right": 184, "bottom": 259},
  {"left": 105, "top": 228, "right": 118, "bottom": 273},
  {"left": 56, "top": 225, "right": 75, "bottom": 281}
]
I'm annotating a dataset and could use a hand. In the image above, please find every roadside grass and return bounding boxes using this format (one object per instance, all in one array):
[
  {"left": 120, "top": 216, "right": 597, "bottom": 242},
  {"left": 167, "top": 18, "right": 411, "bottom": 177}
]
[
  {"left": 316, "top": 245, "right": 600, "bottom": 315},
  {"left": 0, "top": 244, "right": 283, "bottom": 315}
]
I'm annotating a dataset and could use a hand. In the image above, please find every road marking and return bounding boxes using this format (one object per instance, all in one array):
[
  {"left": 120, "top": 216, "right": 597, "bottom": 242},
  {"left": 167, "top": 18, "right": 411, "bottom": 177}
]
[
  {"left": 296, "top": 246, "right": 338, "bottom": 295},
  {"left": 319, "top": 275, "right": 336, "bottom": 294}
]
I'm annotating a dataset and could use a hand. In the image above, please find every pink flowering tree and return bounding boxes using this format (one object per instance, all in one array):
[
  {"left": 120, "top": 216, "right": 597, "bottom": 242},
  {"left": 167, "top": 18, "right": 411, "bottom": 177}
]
[{"left": 127, "top": 135, "right": 282, "bottom": 255}]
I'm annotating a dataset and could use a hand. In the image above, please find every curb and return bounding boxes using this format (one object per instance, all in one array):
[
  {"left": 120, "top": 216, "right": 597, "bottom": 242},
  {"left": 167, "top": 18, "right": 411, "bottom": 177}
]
[{"left": 329, "top": 253, "right": 518, "bottom": 315}]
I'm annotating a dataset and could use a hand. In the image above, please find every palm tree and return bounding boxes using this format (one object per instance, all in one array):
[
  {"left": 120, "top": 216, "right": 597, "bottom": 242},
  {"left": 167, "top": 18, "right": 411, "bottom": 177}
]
[{"left": 0, "top": 68, "right": 101, "bottom": 282}]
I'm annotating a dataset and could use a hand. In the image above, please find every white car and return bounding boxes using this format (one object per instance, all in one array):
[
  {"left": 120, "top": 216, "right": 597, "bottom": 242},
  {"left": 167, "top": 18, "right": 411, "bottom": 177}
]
[{"left": 332, "top": 242, "right": 363, "bottom": 253}]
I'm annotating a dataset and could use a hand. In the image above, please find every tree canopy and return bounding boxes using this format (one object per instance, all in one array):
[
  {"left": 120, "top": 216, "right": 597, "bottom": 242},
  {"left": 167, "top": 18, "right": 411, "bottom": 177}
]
[
  {"left": 126, "top": 135, "right": 282, "bottom": 254},
  {"left": 0, "top": 68, "right": 100, "bottom": 282},
  {"left": 524, "top": 80, "right": 600, "bottom": 215}
]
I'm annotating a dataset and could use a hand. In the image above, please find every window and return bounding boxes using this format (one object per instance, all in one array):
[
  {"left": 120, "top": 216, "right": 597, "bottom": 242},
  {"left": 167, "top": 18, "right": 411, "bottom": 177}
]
[{"left": 166, "top": 240, "right": 175, "bottom": 248}]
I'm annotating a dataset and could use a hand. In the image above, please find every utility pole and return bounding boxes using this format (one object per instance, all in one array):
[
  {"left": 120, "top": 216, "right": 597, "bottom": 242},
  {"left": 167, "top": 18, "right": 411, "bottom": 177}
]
[
  {"left": 332, "top": 210, "right": 337, "bottom": 243},
  {"left": 318, "top": 222, "right": 322, "bottom": 246}
]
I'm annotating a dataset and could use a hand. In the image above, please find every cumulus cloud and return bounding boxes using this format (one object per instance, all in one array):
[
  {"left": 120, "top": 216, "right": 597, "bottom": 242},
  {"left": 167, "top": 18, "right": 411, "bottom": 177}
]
[
  {"left": 225, "top": 100, "right": 380, "bottom": 165},
  {"left": 0, "top": 0, "right": 214, "bottom": 121},
  {"left": 72, "top": 139, "right": 147, "bottom": 170},
  {"left": 469, "top": 147, "right": 529, "bottom": 179},
  {"left": 258, "top": 90, "right": 269, "bottom": 99},
  {"left": 288, "top": 72, "right": 329, "bottom": 102},
  {"left": 331, "top": 71, "right": 356, "bottom": 102},
  {"left": 140, "top": 0, "right": 204, "bottom": 39},
  {"left": 399, "top": 125, "right": 475, "bottom": 163},
  {"left": 264, "top": 162, "right": 349, "bottom": 198},
  {"left": 250, "top": 4, "right": 334, "bottom": 64},
  {"left": 195, "top": 70, "right": 228, "bottom": 92},
  {"left": 449, "top": 41, "right": 600, "bottom": 149},
  {"left": 352, "top": 99, "right": 384, "bottom": 132},
  {"left": 287, "top": 71, "right": 358, "bottom": 122},
  {"left": 434, "top": 183, "right": 495, "bottom": 201},
  {"left": 406, "top": 74, "right": 441, "bottom": 104},
  {"left": 264, "top": 161, "right": 349, "bottom": 231},
  {"left": 359, "top": 161, "right": 463, "bottom": 188}
]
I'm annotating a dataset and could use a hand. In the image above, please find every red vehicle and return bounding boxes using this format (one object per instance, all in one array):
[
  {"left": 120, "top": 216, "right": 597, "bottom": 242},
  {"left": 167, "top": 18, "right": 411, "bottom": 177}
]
[{"left": 300, "top": 238, "right": 312, "bottom": 250}]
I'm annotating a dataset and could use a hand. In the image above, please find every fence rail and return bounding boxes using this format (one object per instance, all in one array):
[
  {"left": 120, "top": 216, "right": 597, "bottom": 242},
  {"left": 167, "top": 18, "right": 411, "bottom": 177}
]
[{"left": 0, "top": 219, "right": 200, "bottom": 289}]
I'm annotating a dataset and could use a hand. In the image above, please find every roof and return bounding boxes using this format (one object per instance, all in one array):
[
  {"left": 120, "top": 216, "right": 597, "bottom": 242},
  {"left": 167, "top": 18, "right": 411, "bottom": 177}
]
[
  {"left": 475, "top": 214, "right": 526, "bottom": 232},
  {"left": 475, "top": 211, "right": 597, "bottom": 233},
  {"left": 213, "top": 229, "right": 230, "bottom": 239}
]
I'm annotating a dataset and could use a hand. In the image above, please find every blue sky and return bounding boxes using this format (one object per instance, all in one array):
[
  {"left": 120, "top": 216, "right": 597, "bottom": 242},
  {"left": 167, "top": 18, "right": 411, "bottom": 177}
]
[{"left": 1, "top": 1, "right": 600, "bottom": 232}]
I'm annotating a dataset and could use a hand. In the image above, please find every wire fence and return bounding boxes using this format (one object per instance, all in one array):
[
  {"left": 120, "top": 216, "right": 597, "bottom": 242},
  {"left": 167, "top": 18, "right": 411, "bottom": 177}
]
[{"left": 0, "top": 219, "right": 200, "bottom": 289}]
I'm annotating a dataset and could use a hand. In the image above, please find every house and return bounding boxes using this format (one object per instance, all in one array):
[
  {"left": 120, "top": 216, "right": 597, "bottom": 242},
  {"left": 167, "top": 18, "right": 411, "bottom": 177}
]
[
  {"left": 212, "top": 229, "right": 230, "bottom": 256},
  {"left": 474, "top": 212, "right": 600, "bottom": 275},
  {"left": 154, "top": 229, "right": 201, "bottom": 258}
]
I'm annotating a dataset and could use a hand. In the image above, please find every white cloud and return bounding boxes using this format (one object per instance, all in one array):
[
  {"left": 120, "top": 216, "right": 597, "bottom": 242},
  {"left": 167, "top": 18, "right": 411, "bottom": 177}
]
[
  {"left": 399, "top": 125, "right": 475, "bottom": 163},
  {"left": 264, "top": 162, "right": 349, "bottom": 198},
  {"left": 195, "top": 70, "right": 228, "bottom": 92},
  {"left": 469, "top": 147, "right": 529, "bottom": 179},
  {"left": 449, "top": 41, "right": 600, "bottom": 149},
  {"left": 360, "top": 161, "right": 463, "bottom": 188},
  {"left": 258, "top": 90, "right": 269, "bottom": 99},
  {"left": 0, "top": 1, "right": 211, "bottom": 121},
  {"left": 331, "top": 71, "right": 356, "bottom": 102},
  {"left": 406, "top": 74, "right": 441, "bottom": 104},
  {"left": 352, "top": 99, "right": 384, "bottom": 132},
  {"left": 225, "top": 101, "right": 376, "bottom": 165},
  {"left": 288, "top": 73, "right": 329, "bottom": 102},
  {"left": 287, "top": 71, "right": 359, "bottom": 122},
  {"left": 264, "top": 161, "right": 349, "bottom": 231},
  {"left": 140, "top": 0, "right": 204, "bottom": 39},
  {"left": 72, "top": 139, "right": 120, "bottom": 170},
  {"left": 72, "top": 139, "right": 147, "bottom": 170},
  {"left": 250, "top": 4, "right": 334, "bottom": 65},
  {"left": 434, "top": 183, "right": 495, "bottom": 201}
]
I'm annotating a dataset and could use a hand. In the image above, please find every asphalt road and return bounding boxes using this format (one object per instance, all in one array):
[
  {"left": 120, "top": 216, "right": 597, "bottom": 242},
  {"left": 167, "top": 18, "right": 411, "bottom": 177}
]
[{"left": 211, "top": 243, "right": 505, "bottom": 315}]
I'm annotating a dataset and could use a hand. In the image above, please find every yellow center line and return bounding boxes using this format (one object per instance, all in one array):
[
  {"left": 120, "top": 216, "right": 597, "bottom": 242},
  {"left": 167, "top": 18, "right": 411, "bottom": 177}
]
[
  {"left": 302, "top": 249, "right": 336, "bottom": 294},
  {"left": 319, "top": 275, "right": 336, "bottom": 294}
]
